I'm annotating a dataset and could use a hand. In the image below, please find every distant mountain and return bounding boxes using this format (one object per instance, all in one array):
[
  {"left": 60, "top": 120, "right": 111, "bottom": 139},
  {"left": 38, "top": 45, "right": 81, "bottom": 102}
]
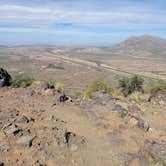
[
  {"left": 0, "top": 45, "right": 8, "bottom": 48},
  {"left": 110, "top": 35, "right": 166, "bottom": 59}
]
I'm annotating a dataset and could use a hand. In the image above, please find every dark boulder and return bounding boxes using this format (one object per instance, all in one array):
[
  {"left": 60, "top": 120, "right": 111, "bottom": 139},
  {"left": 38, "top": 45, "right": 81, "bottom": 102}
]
[
  {"left": 148, "top": 90, "right": 166, "bottom": 104},
  {"left": 0, "top": 68, "right": 12, "bottom": 87},
  {"left": 113, "top": 104, "right": 128, "bottom": 114},
  {"left": 59, "top": 94, "right": 69, "bottom": 102},
  {"left": 0, "top": 162, "right": 4, "bottom": 166}
]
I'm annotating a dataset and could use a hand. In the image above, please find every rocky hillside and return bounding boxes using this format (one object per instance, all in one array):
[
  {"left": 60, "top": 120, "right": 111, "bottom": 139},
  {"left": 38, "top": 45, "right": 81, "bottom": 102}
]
[
  {"left": 0, "top": 82, "right": 166, "bottom": 165},
  {"left": 110, "top": 35, "right": 166, "bottom": 58}
]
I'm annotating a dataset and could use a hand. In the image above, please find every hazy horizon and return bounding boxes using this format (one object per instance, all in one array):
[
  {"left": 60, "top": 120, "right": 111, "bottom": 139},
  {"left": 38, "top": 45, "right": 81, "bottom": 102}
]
[{"left": 0, "top": 0, "right": 166, "bottom": 45}]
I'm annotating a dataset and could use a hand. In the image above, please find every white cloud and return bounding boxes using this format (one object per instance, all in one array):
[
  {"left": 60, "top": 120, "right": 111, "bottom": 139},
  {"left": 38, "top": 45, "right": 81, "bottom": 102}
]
[{"left": 0, "top": 3, "right": 165, "bottom": 30}]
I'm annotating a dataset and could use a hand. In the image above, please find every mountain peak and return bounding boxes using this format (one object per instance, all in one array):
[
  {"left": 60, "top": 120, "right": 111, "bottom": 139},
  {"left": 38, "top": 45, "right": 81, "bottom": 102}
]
[{"left": 111, "top": 35, "right": 166, "bottom": 58}]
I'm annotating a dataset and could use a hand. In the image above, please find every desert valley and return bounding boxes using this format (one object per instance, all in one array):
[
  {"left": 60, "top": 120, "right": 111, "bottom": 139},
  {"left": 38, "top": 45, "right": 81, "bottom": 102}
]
[{"left": 0, "top": 35, "right": 166, "bottom": 166}]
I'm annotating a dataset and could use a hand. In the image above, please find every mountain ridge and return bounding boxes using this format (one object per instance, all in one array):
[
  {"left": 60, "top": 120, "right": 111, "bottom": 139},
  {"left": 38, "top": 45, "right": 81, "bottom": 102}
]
[{"left": 110, "top": 35, "right": 166, "bottom": 58}]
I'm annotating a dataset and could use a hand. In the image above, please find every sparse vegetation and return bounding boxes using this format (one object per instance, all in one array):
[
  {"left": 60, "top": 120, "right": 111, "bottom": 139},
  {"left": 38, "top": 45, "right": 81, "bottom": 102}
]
[
  {"left": 147, "top": 79, "right": 166, "bottom": 93},
  {"left": 118, "top": 75, "right": 144, "bottom": 96},
  {"left": 83, "top": 80, "right": 112, "bottom": 100},
  {"left": 163, "top": 162, "right": 166, "bottom": 166},
  {"left": 12, "top": 73, "right": 34, "bottom": 88},
  {"left": 129, "top": 92, "right": 141, "bottom": 103},
  {"left": 120, "top": 111, "right": 128, "bottom": 119},
  {"left": 69, "top": 91, "right": 82, "bottom": 99},
  {"left": 55, "top": 82, "right": 63, "bottom": 93},
  {"left": 111, "top": 89, "right": 124, "bottom": 100}
]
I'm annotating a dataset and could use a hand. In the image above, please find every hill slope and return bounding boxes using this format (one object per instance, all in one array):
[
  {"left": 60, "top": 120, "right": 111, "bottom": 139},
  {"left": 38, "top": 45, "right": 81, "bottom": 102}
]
[{"left": 110, "top": 35, "right": 166, "bottom": 59}]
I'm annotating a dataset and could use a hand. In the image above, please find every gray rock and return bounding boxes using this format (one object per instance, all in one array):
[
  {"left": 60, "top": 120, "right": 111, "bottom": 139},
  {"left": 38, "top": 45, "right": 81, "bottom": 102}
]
[
  {"left": 0, "top": 144, "right": 10, "bottom": 152},
  {"left": 5, "top": 124, "right": 22, "bottom": 136},
  {"left": 113, "top": 104, "right": 128, "bottom": 114},
  {"left": 137, "top": 118, "right": 150, "bottom": 132},
  {"left": 16, "top": 135, "right": 36, "bottom": 147},
  {"left": 127, "top": 105, "right": 141, "bottom": 112},
  {"left": 125, "top": 115, "right": 149, "bottom": 132},
  {"left": 54, "top": 129, "right": 86, "bottom": 150},
  {"left": 148, "top": 90, "right": 166, "bottom": 104},
  {"left": 91, "top": 90, "right": 113, "bottom": 105},
  {"left": 36, "top": 150, "right": 49, "bottom": 160},
  {"left": 142, "top": 139, "right": 166, "bottom": 162},
  {"left": 16, "top": 115, "right": 35, "bottom": 123},
  {"left": 64, "top": 131, "right": 86, "bottom": 149}
]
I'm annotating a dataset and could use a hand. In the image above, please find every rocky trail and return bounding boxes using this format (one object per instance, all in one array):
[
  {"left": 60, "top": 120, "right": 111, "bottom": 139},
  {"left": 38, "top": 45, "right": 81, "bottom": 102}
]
[{"left": 0, "top": 84, "right": 166, "bottom": 166}]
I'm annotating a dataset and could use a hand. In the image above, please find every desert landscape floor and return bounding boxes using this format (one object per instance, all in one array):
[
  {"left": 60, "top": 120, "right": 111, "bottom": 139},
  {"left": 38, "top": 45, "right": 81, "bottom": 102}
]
[{"left": 0, "top": 86, "right": 166, "bottom": 166}]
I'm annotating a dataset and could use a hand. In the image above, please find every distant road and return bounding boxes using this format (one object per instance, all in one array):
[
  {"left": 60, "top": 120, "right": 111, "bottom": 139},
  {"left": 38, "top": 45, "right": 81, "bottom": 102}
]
[{"left": 49, "top": 51, "right": 165, "bottom": 81}]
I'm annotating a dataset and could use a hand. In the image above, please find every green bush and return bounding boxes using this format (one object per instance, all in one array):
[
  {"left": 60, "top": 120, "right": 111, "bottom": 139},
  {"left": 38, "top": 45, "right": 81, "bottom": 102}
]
[
  {"left": 69, "top": 91, "right": 82, "bottom": 100},
  {"left": 148, "top": 79, "right": 166, "bottom": 93},
  {"left": 129, "top": 92, "right": 141, "bottom": 103},
  {"left": 12, "top": 74, "right": 33, "bottom": 88},
  {"left": 119, "top": 75, "right": 144, "bottom": 96},
  {"left": 83, "top": 80, "right": 112, "bottom": 100},
  {"left": 163, "top": 162, "right": 166, "bottom": 166},
  {"left": 111, "top": 89, "right": 124, "bottom": 100},
  {"left": 55, "top": 82, "right": 63, "bottom": 93}
]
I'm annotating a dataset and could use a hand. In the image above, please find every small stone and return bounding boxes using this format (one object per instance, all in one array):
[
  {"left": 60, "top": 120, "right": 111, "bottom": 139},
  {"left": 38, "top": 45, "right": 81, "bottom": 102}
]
[
  {"left": 137, "top": 119, "right": 150, "bottom": 132},
  {"left": 16, "top": 115, "right": 35, "bottom": 123},
  {"left": 16, "top": 135, "right": 36, "bottom": 147},
  {"left": 0, "top": 144, "right": 10, "bottom": 152},
  {"left": 142, "top": 139, "right": 166, "bottom": 162},
  {"left": 127, "top": 117, "right": 138, "bottom": 126},
  {"left": 70, "top": 144, "right": 78, "bottom": 151},
  {"left": 113, "top": 104, "right": 128, "bottom": 114},
  {"left": 59, "top": 94, "right": 69, "bottom": 102},
  {"left": 5, "top": 124, "right": 22, "bottom": 136},
  {"left": 125, "top": 115, "right": 150, "bottom": 132}
]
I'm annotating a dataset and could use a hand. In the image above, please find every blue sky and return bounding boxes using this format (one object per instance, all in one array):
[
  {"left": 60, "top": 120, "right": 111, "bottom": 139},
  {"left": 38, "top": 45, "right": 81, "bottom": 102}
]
[{"left": 0, "top": 0, "right": 166, "bottom": 45}]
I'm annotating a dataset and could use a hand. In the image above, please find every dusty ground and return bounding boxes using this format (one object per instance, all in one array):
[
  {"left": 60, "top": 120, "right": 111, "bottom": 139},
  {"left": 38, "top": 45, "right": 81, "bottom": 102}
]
[
  {"left": 1, "top": 46, "right": 166, "bottom": 90},
  {"left": 0, "top": 46, "right": 166, "bottom": 165},
  {"left": 0, "top": 85, "right": 166, "bottom": 166}
]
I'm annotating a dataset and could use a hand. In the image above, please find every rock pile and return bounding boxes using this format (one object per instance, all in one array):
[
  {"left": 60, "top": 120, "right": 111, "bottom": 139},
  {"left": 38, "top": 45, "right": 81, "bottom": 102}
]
[
  {"left": 141, "top": 139, "right": 166, "bottom": 164},
  {"left": 148, "top": 90, "right": 166, "bottom": 105},
  {"left": 0, "top": 68, "right": 12, "bottom": 87}
]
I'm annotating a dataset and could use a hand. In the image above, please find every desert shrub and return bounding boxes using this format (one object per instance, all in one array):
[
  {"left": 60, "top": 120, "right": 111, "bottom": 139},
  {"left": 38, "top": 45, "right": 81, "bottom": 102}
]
[
  {"left": 120, "top": 111, "right": 128, "bottom": 119},
  {"left": 163, "top": 162, "right": 166, "bottom": 166},
  {"left": 119, "top": 75, "right": 144, "bottom": 96},
  {"left": 147, "top": 79, "right": 166, "bottom": 93},
  {"left": 12, "top": 74, "right": 33, "bottom": 88},
  {"left": 32, "top": 80, "right": 41, "bottom": 85},
  {"left": 69, "top": 91, "right": 82, "bottom": 100},
  {"left": 83, "top": 89, "right": 93, "bottom": 100},
  {"left": 55, "top": 82, "right": 63, "bottom": 93},
  {"left": 111, "top": 89, "right": 124, "bottom": 100},
  {"left": 83, "top": 80, "right": 112, "bottom": 100},
  {"left": 129, "top": 92, "right": 141, "bottom": 103}
]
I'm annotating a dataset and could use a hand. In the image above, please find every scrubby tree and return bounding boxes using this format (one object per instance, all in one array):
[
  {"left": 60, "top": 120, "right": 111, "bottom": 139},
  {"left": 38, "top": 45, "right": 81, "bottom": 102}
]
[
  {"left": 12, "top": 73, "right": 33, "bottom": 88},
  {"left": 119, "top": 75, "right": 144, "bottom": 96},
  {"left": 83, "top": 80, "right": 112, "bottom": 100}
]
